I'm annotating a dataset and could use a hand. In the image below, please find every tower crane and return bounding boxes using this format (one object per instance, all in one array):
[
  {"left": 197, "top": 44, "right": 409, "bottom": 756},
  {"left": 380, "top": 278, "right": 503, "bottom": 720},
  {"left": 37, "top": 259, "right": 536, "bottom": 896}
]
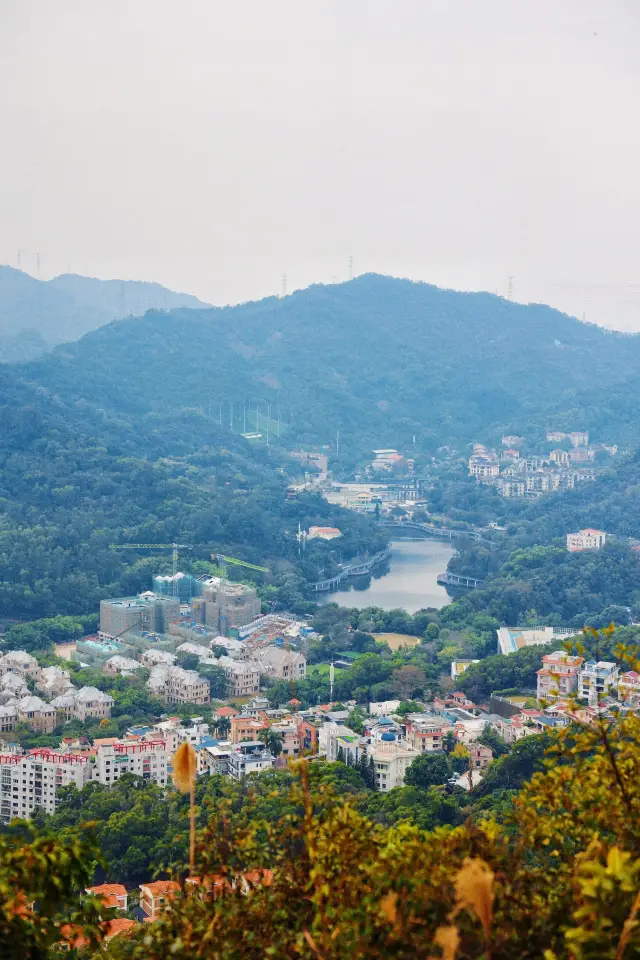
[
  {"left": 109, "top": 543, "right": 192, "bottom": 596},
  {"left": 211, "top": 554, "right": 269, "bottom": 637}
]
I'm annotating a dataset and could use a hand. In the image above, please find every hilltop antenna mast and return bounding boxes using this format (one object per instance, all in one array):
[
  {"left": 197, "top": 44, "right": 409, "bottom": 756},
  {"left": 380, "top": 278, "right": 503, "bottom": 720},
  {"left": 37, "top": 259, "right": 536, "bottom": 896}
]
[
  {"left": 281, "top": 274, "right": 287, "bottom": 298},
  {"left": 507, "top": 275, "right": 514, "bottom": 300},
  {"left": 36, "top": 253, "right": 41, "bottom": 277},
  {"left": 348, "top": 255, "right": 353, "bottom": 280},
  {"left": 17, "top": 250, "right": 21, "bottom": 268}
]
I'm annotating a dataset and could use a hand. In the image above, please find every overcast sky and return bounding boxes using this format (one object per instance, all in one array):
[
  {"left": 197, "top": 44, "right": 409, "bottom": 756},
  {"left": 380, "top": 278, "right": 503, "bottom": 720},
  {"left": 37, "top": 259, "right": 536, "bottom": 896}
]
[{"left": 1, "top": 0, "right": 639, "bottom": 329}]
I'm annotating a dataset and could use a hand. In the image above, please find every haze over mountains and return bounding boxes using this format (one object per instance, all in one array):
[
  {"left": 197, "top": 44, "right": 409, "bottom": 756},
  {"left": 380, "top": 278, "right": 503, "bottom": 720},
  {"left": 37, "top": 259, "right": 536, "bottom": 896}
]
[
  {"left": 14, "top": 272, "right": 640, "bottom": 457},
  {"left": 0, "top": 266, "right": 210, "bottom": 361}
]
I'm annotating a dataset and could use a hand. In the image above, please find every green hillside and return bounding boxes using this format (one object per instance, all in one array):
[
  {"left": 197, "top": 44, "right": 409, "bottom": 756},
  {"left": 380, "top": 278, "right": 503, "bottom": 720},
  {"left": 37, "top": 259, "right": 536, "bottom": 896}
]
[{"left": 21, "top": 273, "right": 640, "bottom": 460}]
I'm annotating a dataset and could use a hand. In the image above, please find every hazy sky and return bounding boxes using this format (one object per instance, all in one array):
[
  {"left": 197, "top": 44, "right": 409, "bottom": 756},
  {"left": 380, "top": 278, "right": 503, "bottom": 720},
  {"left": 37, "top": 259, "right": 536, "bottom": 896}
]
[{"left": 1, "top": 1, "right": 639, "bottom": 329}]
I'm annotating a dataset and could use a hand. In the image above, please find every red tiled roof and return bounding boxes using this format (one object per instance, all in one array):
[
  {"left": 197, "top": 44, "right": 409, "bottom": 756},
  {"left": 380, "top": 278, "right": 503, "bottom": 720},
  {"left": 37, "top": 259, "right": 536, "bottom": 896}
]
[
  {"left": 103, "top": 918, "right": 136, "bottom": 941},
  {"left": 140, "top": 880, "right": 180, "bottom": 896}
]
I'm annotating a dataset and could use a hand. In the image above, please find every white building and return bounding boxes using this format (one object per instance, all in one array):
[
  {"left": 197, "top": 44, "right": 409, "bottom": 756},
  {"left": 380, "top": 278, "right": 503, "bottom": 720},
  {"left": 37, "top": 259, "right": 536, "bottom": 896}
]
[
  {"left": 226, "top": 741, "right": 275, "bottom": 780},
  {"left": 450, "top": 660, "right": 480, "bottom": 682},
  {"left": 369, "top": 736, "right": 419, "bottom": 792},
  {"left": 93, "top": 740, "right": 168, "bottom": 787},
  {"left": 253, "top": 646, "right": 307, "bottom": 683},
  {"left": 497, "top": 625, "right": 580, "bottom": 656},
  {"left": 468, "top": 456, "right": 499, "bottom": 479},
  {"left": 0, "top": 749, "right": 92, "bottom": 823},
  {"left": 566, "top": 529, "right": 607, "bottom": 552},
  {"left": 368, "top": 700, "right": 401, "bottom": 717},
  {"left": 579, "top": 660, "right": 619, "bottom": 702}
]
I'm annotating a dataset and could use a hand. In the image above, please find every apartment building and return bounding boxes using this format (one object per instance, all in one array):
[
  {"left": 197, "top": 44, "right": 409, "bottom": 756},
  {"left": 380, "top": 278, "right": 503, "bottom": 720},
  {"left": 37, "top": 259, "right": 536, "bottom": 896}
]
[
  {"left": 566, "top": 529, "right": 607, "bottom": 552},
  {"left": 536, "top": 651, "right": 584, "bottom": 701},
  {"left": 227, "top": 741, "right": 276, "bottom": 780},
  {"left": 468, "top": 455, "right": 499, "bottom": 478},
  {"left": 146, "top": 665, "right": 210, "bottom": 705},
  {"left": 253, "top": 646, "right": 307, "bottom": 682},
  {"left": 230, "top": 714, "right": 267, "bottom": 744},
  {"left": 405, "top": 715, "right": 450, "bottom": 753},
  {"left": 93, "top": 740, "right": 168, "bottom": 787},
  {"left": 0, "top": 706, "right": 17, "bottom": 734},
  {"left": 0, "top": 749, "right": 92, "bottom": 823},
  {"left": 579, "top": 660, "right": 619, "bottom": 702},
  {"left": 368, "top": 737, "right": 419, "bottom": 792},
  {"left": 139, "top": 881, "right": 180, "bottom": 921},
  {"left": 191, "top": 579, "right": 262, "bottom": 632},
  {"left": 0, "top": 651, "right": 41, "bottom": 682},
  {"left": 217, "top": 657, "right": 260, "bottom": 698},
  {"left": 99, "top": 593, "right": 180, "bottom": 639}
]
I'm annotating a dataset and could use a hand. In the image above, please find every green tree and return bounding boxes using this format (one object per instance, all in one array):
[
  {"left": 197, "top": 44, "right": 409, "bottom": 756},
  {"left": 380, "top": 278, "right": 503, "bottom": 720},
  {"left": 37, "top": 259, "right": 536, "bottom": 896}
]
[{"left": 404, "top": 753, "right": 452, "bottom": 789}]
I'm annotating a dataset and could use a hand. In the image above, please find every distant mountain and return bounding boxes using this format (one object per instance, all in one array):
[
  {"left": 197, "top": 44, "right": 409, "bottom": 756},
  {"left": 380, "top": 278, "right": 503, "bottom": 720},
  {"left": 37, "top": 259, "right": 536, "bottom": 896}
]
[
  {"left": 19, "top": 273, "right": 640, "bottom": 457},
  {"left": 0, "top": 266, "right": 210, "bottom": 360}
]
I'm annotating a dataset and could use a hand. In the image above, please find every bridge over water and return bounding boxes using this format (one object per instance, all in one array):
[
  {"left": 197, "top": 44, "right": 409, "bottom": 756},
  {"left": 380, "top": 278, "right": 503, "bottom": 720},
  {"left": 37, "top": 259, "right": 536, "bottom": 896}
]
[
  {"left": 310, "top": 546, "right": 391, "bottom": 593},
  {"left": 377, "top": 519, "right": 495, "bottom": 548}
]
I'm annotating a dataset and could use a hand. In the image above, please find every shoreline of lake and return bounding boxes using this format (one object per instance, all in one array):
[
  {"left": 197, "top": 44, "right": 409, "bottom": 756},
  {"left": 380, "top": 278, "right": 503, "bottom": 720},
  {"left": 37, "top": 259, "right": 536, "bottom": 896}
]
[{"left": 318, "top": 539, "right": 456, "bottom": 613}]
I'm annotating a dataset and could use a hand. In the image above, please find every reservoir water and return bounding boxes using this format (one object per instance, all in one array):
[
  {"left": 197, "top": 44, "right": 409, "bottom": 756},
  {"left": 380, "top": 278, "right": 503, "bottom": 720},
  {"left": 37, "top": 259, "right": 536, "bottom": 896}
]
[{"left": 319, "top": 539, "right": 456, "bottom": 613}]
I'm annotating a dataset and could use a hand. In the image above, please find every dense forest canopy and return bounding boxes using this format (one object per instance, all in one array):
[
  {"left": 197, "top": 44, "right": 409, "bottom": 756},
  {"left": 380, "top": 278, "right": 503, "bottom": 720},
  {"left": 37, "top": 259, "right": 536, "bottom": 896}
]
[{"left": 18, "top": 273, "right": 640, "bottom": 459}]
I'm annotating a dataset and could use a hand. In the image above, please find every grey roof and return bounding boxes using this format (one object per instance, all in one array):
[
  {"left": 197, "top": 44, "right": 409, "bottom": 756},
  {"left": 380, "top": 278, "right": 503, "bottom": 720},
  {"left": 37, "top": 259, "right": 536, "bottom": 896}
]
[
  {"left": 50, "top": 694, "right": 77, "bottom": 708},
  {"left": 17, "top": 695, "right": 55, "bottom": 714},
  {"left": 75, "top": 686, "right": 114, "bottom": 704}
]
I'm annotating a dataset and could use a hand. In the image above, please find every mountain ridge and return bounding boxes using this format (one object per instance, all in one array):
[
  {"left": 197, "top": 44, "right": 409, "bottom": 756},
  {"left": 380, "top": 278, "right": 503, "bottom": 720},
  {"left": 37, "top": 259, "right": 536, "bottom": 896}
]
[
  {"left": 17, "top": 273, "right": 640, "bottom": 456},
  {"left": 0, "top": 266, "right": 211, "bottom": 360}
]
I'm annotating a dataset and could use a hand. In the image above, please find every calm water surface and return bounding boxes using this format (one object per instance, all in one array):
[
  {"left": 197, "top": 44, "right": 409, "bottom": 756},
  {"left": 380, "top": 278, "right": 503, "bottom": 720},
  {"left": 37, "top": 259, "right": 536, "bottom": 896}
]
[{"left": 320, "top": 539, "right": 455, "bottom": 613}]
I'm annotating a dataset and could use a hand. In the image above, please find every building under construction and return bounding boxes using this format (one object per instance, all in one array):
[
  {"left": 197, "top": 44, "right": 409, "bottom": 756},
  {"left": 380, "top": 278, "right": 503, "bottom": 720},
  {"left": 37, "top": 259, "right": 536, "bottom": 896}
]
[
  {"left": 191, "top": 576, "right": 261, "bottom": 633},
  {"left": 99, "top": 592, "right": 180, "bottom": 640}
]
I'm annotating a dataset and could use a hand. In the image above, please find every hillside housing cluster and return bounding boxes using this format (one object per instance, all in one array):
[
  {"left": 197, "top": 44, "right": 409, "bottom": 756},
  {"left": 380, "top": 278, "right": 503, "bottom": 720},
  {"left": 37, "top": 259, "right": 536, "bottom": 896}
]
[{"left": 468, "top": 431, "right": 617, "bottom": 498}]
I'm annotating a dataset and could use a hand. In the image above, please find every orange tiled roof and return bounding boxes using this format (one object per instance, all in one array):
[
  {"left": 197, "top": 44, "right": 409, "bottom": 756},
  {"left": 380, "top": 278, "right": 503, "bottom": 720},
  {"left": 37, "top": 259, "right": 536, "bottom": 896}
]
[
  {"left": 103, "top": 918, "right": 136, "bottom": 941},
  {"left": 140, "top": 880, "right": 180, "bottom": 896}
]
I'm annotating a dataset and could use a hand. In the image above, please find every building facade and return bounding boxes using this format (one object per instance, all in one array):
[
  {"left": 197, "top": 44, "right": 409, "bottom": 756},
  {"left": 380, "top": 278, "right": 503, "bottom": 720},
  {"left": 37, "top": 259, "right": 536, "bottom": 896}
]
[
  {"left": 536, "top": 651, "right": 584, "bottom": 701},
  {"left": 99, "top": 593, "right": 180, "bottom": 639},
  {"left": 0, "top": 750, "right": 92, "bottom": 823},
  {"left": 566, "top": 529, "right": 607, "bottom": 552},
  {"left": 93, "top": 740, "right": 168, "bottom": 787}
]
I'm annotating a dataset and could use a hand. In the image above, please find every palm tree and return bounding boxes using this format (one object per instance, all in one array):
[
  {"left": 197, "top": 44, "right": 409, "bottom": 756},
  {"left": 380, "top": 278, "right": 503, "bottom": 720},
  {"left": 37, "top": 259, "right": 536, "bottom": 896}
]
[
  {"left": 215, "top": 715, "right": 231, "bottom": 740},
  {"left": 259, "top": 728, "right": 284, "bottom": 758}
]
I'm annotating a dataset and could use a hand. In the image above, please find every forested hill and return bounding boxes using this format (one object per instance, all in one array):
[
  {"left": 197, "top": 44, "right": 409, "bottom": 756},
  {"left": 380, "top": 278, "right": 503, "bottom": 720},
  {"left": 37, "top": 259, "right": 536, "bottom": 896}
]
[
  {"left": 0, "top": 360, "right": 386, "bottom": 621},
  {"left": 19, "top": 273, "right": 640, "bottom": 457},
  {"left": 0, "top": 266, "right": 210, "bottom": 360}
]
